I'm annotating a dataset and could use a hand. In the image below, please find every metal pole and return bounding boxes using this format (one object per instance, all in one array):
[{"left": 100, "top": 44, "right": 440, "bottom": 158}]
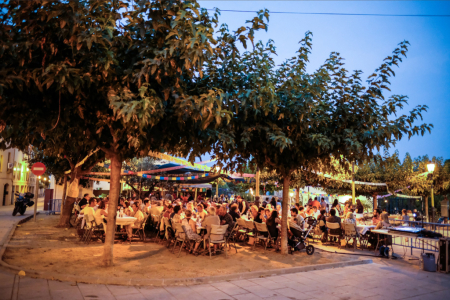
[
  {"left": 255, "top": 168, "right": 260, "bottom": 197},
  {"left": 33, "top": 177, "right": 39, "bottom": 222},
  {"left": 216, "top": 179, "right": 219, "bottom": 197},
  {"left": 352, "top": 161, "right": 356, "bottom": 205},
  {"left": 194, "top": 188, "right": 197, "bottom": 202},
  {"left": 431, "top": 182, "right": 435, "bottom": 223}
]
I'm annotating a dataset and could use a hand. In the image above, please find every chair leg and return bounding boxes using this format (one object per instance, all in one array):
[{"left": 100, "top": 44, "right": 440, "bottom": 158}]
[
  {"left": 172, "top": 240, "right": 178, "bottom": 254},
  {"left": 209, "top": 239, "right": 212, "bottom": 259},
  {"left": 225, "top": 240, "right": 228, "bottom": 258},
  {"left": 178, "top": 240, "right": 185, "bottom": 258}
]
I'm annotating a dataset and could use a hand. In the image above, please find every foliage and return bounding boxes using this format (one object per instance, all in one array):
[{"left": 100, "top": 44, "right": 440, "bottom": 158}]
[
  {"left": 204, "top": 30, "right": 432, "bottom": 254},
  {"left": 0, "top": 0, "right": 267, "bottom": 264}
]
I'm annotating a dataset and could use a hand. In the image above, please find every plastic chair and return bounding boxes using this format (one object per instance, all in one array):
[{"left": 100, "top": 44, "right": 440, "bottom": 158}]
[
  {"left": 326, "top": 222, "right": 342, "bottom": 247},
  {"left": 244, "top": 220, "right": 255, "bottom": 241},
  {"left": 343, "top": 222, "right": 359, "bottom": 251},
  {"left": 226, "top": 222, "right": 240, "bottom": 253},
  {"left": 208, "top": 224, "right": 229, "bottom": 259},
  {"left": 172, "top": 222, "right": 187, "bottom": 256},
  {"left": 253, "top": 222, "right": 274, "bottom": 252}
]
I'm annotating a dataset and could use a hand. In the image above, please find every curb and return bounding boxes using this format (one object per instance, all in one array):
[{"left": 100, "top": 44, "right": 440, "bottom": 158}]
[{"left": 0, "top": 214, "right": 372, "bottom": 286}]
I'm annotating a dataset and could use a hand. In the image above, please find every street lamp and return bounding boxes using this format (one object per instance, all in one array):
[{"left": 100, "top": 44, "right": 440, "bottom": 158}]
[{"left": 427, "top": 161, "right": 436, "bottom": 222}]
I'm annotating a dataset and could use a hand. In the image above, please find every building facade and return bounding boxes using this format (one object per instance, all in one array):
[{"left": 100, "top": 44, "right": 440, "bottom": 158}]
[{"left": 0, "top": 148, "right": 37, "bottom": 206}]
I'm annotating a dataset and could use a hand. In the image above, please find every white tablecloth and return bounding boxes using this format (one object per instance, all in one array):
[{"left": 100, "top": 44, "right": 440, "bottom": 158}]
[
  {"left": 116, "top": 216, "right": 137, "bottom": 226},
  {"left": 357, "top": 225, "right": 375, "bottom": 235}
]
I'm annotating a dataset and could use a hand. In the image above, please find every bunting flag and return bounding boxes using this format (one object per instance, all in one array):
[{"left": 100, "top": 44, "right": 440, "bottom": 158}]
[
  {"left": 393, "top": 194, "right": 422, "bottom": 199},
  {"left": 178, "top": 188, "right": 208, "bottom": 192},
  {"left": 142, "top": 173, "right": 210, "bottom": 181},
  {"left": 298, "top": 191, "right": 340, "bottom": 198}
]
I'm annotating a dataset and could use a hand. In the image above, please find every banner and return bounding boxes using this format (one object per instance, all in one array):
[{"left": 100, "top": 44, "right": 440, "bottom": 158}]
[
  {"left": 142, "top": 173, "right": 210, "bottom": 181},
  {"left": 299, "top": 191, "right": 340, "bottom": 198},
  {"left": 148, "top": 151, "right": 211, "bottom": 171}
]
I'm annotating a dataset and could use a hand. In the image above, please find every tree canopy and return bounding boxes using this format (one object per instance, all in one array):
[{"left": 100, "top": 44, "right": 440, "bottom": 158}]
[{"left": 205, "top": 31, "right": 432, "bottom": 254}]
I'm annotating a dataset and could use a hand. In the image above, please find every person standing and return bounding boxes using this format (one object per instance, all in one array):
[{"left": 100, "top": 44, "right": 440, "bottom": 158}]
[{"left": 237, "top": 196, "right": 249, "bottom": 215}]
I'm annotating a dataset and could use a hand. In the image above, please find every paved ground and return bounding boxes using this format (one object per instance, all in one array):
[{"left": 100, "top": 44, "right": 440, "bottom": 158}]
[
  {"left": 1, "top": 262, "right": 449, "bottom": 300},
  {"left": 0, "top": 203, "right": 449, "bottom": 300}
]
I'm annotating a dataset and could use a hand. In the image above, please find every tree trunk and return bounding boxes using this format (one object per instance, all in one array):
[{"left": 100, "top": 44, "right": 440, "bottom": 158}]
[
  {"left": 56, "top": 174, "right": 78, "bottom": 228},
  {"left": 102, "top": 153, "right": 121, "bottom": 267},
  {"left": 372, "top": 192, "right": 378, "bottom": 210},
  {"left": 280, "top": 175, "right": 290, "bottom": 255},
  {"left": 295, "top": 186, "right": 300, "bottom": 205}
]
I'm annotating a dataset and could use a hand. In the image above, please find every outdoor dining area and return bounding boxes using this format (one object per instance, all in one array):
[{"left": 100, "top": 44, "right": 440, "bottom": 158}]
[{"left": 71, "top": 192, "right": 441, "bottom": 261}]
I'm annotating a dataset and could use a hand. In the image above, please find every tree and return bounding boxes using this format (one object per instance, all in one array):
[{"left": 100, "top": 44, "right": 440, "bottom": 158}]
[
  {"left": 209, "top": 31, "right": 432, "bottom": 255},
  {"left": 27, "top": 147, "right": 106, "bottom": 227},
  {"left": 0, "top": 0, "right": 263, "bottom": 265}
]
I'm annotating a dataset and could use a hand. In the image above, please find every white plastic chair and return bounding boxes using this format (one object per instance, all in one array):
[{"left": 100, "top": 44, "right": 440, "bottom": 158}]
[{"left": 208, "top": 224, "right": 229, "bottom": 259}]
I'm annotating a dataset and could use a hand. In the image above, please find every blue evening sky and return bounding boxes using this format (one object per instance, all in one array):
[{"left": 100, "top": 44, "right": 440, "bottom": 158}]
[{"left": 195, "top": 1, "right": 450, "bottom": 163}]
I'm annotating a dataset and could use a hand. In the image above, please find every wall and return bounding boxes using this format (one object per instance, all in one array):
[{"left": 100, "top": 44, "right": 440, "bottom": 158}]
[{"left": 0, "top": 148, "right": 36, "bottom": 206}]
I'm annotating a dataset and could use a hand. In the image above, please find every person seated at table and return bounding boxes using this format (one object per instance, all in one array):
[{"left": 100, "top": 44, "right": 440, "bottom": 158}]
[
  {"left": 305, "top": 205, "right": 315, "bottom": 218},
  {"left": 118, "top": 198, "right": 126, "bottom": 209},
  {"left": 372, "top": 209, "right": 381, "bottom": 225},
  {"left": 196, "top": 203, "right": 207, "bottom": 220},
  {"left": 401, "top": 209, "right": 410, "bottom": 225},
  {"left": 326, "top": 208, "right": 341, "bottom": 242},
  {"left": 218, "top": 206, "right": 234, "bottom": 237},
  {"left": 80, "top": 198, "right": 96, "bottom": 219},
  {"left": 264, "top": 207, "right": 271, "bottom": 221},
  {"left": 125, "top": 203, "right": 144, "bottom": 242},
  {"left": 266, "top": 211, "right": 281, "bottom": 250},
  {"left": 94, "top": 200, "right": 108, "bottom": 232},
  {"left": 343, "top": 203, "right": 350, "bottom": 216},
  {"left": 78, "top": 194, "right": 90, "bottom": 210},
  {"left": 124, "top": 202, "right": 133, "bottom": 216},
  {"left": 317, "top": 209, "right": 327, "bottom": 240},
  {"left": 163, "top": 204, "right": 173, "bottom": 219},
  {"left": 142, "top": 200, "right": 151, "bottom": 215},
  {"left": 254, "top": 207, "right": 265, "bottom": 223},
  {"left": 181, "top": 210, "right": 202, "bottom": 256},
  {"left": 331, "top": 199, "right": 341, "bottom": 216},
  {"left": 312, "top": 206, "right": 320, "bottom": 219},
  {"left": 229, "top": 204, "right": 241, "bottom": 222},
  {"left": 250, "top": 205, "right": 259, "bottom": 220},
  {"left": 343, "top": 212, "right": 356, "bottom": 225},
  {"left": 298, "top": 206, "right": 306, "bottom": 219},
  {"left": 172, "top": 205, "right": 183, "bottom": 224},
  {"left": 149, "top": 200, "right": 163, "bottom": 216},
  {"left": 202, "top": 206, "right": 220, "bottom": 242},
  {"left": 290, "top": 208, "right": 304, "bottom": 229},
  {"left": 186, "top": 202, "right": 194, "bottom": 213},
  {"left": 276, "top": 204, "right": 282, "bottom": 216},
  {"left": 375, "top": 212, "right": 391, "bottom": 229}
]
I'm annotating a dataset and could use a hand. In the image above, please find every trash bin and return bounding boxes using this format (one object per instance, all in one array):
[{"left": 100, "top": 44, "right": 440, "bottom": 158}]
[{"left": 421, "top": 253, "right": 436, "bottom": 272}]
